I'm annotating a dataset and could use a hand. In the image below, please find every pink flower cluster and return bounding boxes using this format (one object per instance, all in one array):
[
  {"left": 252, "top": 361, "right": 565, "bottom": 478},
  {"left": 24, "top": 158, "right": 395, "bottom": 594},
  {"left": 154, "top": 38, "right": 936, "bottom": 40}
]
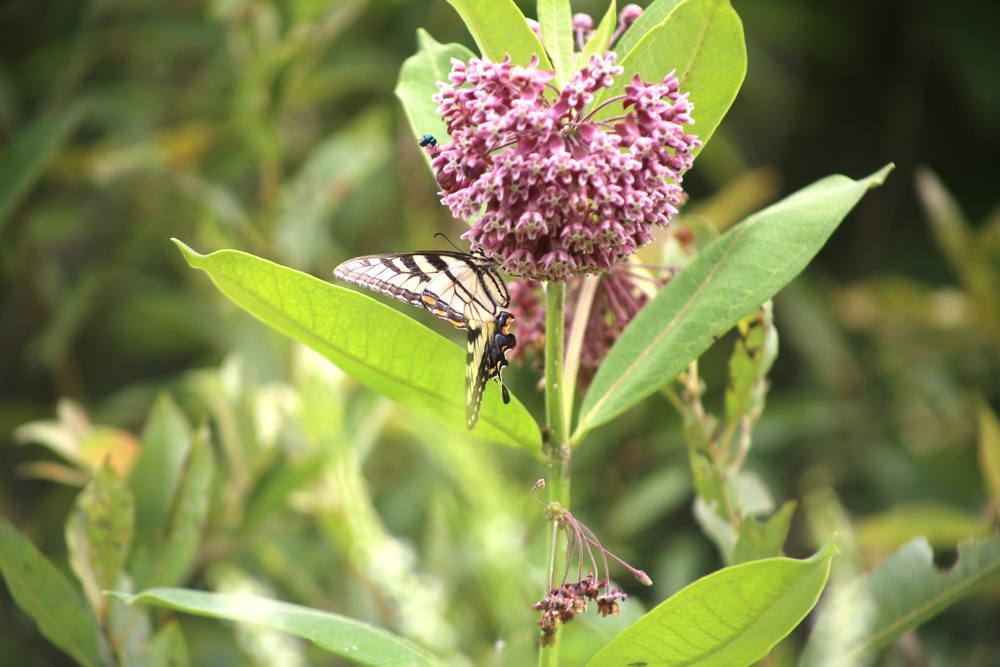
[{"left": 426, "top": 53, "right": 700, "bottom": 282}]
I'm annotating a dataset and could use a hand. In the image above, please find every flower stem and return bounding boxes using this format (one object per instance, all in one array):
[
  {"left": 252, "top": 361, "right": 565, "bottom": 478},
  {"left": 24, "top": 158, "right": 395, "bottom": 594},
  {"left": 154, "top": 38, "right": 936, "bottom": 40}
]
[{"left": 540, "top": 280, "right": 570, "bottom": 665}]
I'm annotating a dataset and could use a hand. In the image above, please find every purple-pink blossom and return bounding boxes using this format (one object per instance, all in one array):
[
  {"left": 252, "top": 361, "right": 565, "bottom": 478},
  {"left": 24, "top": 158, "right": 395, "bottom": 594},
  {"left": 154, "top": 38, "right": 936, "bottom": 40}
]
[{"left": 425, "top": 53, "right": 700, "bottom": 283}]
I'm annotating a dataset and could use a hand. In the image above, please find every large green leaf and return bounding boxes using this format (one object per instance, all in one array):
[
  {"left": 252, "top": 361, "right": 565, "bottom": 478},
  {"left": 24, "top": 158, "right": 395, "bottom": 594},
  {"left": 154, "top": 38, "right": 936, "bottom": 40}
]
[
  {"left": 588, "top": 542, "right": 836, "bottom": 666},
  {"left": 537, "top": 0, "right": 573, "bottom": 83},
  {"left": 395, "top": 31, "right": 476, "bottom": 150},
  {"left": 445, "top": 0, "right": 552, "bottom": 68},
  {"left": 128, "top": 394, "right": 192, "bottom": 547},
  {"left": 575, "top": 165, "right": 893, "bottom": 439},
  {"left": 175, "top": 241, "right": 541, "bottom": 450},
  {"left": 112, "top": 588, "right": 446, "bottom": 667},
  {"left": 800, "top": 536, "right": 1000, "bottom": 665},
  {"left": 614, "top": 0, "right": 684, "bottom": 57},
  {"left": 0, "top": 519, "right": 105, "bottom": 667},
  {"left": 0, "top": 103, "right": 84, "bottom": 232},
  {"left": 131, "top": 426, "right": 215, "bottom": 590},
  {"left": 592, "top": 0, "right": 746, "bottom": 157}
]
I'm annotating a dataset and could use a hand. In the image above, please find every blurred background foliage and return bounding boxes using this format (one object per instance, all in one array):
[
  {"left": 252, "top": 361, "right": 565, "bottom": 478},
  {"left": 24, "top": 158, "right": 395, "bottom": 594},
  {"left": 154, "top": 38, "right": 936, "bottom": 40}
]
[{"left": 0, "top": 0, "right": 998, "bottom": 665}]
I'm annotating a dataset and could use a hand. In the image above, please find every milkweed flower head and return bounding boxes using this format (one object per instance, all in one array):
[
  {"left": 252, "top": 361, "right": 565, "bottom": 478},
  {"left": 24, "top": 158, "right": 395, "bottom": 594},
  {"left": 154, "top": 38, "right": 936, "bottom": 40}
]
[{"left": 425, "top": 50, "right": 700, "bottom": 282}]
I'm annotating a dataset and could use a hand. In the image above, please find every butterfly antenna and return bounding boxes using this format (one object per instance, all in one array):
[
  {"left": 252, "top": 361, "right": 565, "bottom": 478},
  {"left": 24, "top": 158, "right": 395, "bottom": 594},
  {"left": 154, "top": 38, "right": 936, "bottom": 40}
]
[{"left": 433, "top": 232, "right": 465, "bottom": 253}]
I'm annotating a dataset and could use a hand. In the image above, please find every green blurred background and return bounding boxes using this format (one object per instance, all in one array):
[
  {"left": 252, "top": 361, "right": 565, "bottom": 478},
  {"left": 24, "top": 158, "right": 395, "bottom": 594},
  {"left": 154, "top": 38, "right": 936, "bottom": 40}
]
[{"left": 1, "top": 0, "right": 998, "bottom": 664}]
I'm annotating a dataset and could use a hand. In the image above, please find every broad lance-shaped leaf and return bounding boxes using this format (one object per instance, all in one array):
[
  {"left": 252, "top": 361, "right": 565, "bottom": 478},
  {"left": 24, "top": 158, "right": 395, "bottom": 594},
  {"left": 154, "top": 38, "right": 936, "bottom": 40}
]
[
  {"left": 579, "top": 0, "right": 618, "bottom": 66},
  {"left": 395, "top": 31, "right": 476, "bottom": 159},
  {"left": 538, "top": 0, "right": 573, "bottom": 83},
  {"left": 614, "top": 0, "right": 683, "bottom": 57},
  {"left": 175, "top": 241, "right": 541, "bottom": 450},
  {"left": 575, "top": 165, "right": 893, "bottom": 439},
  {"left": 588, "top": 541, "right": 837, "bottom": 667},
  {"left": 129, "top": 393, "right": 191, "bottom": 547},
  {"left": 0, "top": 519, "right": 106, "bottom": 667},
  {"left": 131, "top": 426, "right": 215, "bottom": 590},
  {"left": 800, "top": 536, "right": 1000, "bottom": 665},
  {"left": 591, "top": 0, "right": 747, "bottom": 157},
  {"left": 445, "top": 0, "right": 551, "bottom": 69},
  {"left": 111, "top": 588, "right": 447, "bottom": 667}
]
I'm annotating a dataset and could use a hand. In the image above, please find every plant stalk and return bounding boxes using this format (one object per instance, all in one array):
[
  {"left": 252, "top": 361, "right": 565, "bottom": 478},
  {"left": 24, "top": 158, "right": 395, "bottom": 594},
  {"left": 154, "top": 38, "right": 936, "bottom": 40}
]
[{"left": 540, "top": 280, "right": 570, "bottom": 665}]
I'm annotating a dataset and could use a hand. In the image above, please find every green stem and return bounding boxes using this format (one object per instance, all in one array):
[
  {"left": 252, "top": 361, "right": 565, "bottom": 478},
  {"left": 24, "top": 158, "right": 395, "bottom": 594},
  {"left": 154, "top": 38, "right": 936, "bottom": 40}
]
[{"left": 540, "top": 281, "right": 570, "bottom": 666}]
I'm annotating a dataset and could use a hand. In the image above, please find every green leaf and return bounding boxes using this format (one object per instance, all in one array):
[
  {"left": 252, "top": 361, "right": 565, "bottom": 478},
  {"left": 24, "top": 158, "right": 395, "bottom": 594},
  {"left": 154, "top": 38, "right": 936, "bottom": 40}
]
[
  {"left": 175, "top": 241, "right": 541, "bottom": 450},
  {"left": 732, "top": 500, "right": 797, "bottom": 565},
  {"left": 538, "top": 0, "right": 573, "bottom": 83},
  {"left": 978, "top": 400, "right": 1000, "bottom": 506},
  {"left": 66, "top": 459, "right": 135, "bottom": 618},
  {"left": 592, "top": 0, "right": 746, "bottom": 156},
  {"left": 613, "top": 0, "right": 683, "bottom": 57},
  {"left": 396, "top": 31, "right": 476, "bottom": 149},
  {"left": 129, "top": 394, "right": 192, "bottom": 547},
  {"left": 724, "top": 303, "right": 777, "bottom": 426},
  {"left": 0, "top": 519, "right": 105, "bottom": 667},
  {"left": 112, "top": 588, "right": 447, "bottom": 667},
  {"left": 445, "top": 0, "right": 552, "bottom": 68},
  {"left": 579, "top": 1, "right": 617, "bottom": 66},
  {"left": 587, "top": 542, "right": 836, "bottom": 667},
  {"left": 148, "top": 621, "right": 190, "bottom": 667},
  {"left": 0, "top": 103, "right": 84, "bottom": 232},
  {"left": 132, "top": 426, "right": 215, "bottom": 590},
  {"left": 801, "top": 537, "right": 1000, "bottom": 665},
  {"left": 575, "top": 165, "right": 893, "bottom": 439}
]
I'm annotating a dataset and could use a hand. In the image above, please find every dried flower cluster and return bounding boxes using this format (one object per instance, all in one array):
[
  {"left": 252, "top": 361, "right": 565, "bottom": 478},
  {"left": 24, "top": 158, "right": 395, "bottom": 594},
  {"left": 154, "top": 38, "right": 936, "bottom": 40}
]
[
  {"left": 530, "top": 481, "right": 650, "bottom": 646},
  {"left": 425, "top": 51, "right": 699, "bottom": 282}
]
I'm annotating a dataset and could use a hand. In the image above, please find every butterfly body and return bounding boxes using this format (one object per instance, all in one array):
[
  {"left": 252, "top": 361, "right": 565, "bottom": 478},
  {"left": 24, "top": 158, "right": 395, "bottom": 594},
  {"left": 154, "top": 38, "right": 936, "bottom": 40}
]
[{"left": 334, "top": 249, "right": 515, "bottom": 429}]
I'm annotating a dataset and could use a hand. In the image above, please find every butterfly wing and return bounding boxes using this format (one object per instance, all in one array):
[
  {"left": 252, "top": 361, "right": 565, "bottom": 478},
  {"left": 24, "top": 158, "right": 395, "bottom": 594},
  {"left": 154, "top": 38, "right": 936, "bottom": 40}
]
[
  {"left": 334, "top": 251, "right": 508, "bottom": 328},
  {"left": 465, "top": 312, "right": 516, "bottom": 430}
]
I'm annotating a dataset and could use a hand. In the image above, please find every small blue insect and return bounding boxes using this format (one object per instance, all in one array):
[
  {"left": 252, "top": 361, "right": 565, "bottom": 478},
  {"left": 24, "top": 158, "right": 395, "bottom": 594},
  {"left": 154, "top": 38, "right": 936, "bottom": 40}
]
[{"left": 419, "top": 134, "right": 437, "bottom": 147}]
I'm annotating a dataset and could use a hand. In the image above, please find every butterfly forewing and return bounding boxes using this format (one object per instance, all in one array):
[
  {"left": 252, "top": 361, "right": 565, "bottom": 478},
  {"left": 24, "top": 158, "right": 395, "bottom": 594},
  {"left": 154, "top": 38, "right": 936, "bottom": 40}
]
[
  {"left": 334, "top": 249, "right": 515, "bottom": 430},
  {"left": 334, "top": 251, "right": 508, "bottom": 327}
]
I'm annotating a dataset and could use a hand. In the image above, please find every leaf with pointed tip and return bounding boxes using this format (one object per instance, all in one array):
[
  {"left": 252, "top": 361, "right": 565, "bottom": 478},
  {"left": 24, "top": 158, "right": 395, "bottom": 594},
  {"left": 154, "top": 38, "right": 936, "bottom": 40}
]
[
  {"left": 445, "top": 0, "right": 551, "bottom": 68},
  {"left": 575, "top": 165, "right": 893, "bottom": 440},
  {"left": 395, "top": 31, "right": 476, "bottom": 153},
  {"left": 588, "top": 542, "right": 836, "bottom": 666},
  {"left": 112, "top": 588, "right": 447, "bottom": 667},
  {"left": 591, "top": 0, "right": 746, "bottom": 156},
  {"left": 0, "top": 519, "right": 105, "bottom": 667},
  {"left": 175, "top": 241, "right": 541, "bottom": 450},
  {"left": 538, "top": 0, "right": 573, "bottom": 83},
  {"left": 579, "top": 1, "right": 618, "bottom": 66}
]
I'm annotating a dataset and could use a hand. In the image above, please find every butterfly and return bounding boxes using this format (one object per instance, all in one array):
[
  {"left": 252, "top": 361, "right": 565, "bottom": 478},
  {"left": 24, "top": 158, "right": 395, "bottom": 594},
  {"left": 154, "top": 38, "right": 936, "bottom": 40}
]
[{"left": 333, "top": 249, "right": 516, "bottom": 429}]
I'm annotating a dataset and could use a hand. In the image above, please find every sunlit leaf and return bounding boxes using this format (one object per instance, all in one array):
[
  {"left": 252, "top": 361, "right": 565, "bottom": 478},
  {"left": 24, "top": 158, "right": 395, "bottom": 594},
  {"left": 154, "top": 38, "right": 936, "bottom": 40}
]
[
  {"left": 445, "top": 0, "right": 551, "bottom": 68},
  {"left": 576, "top": 165, "right": 893, "bottom": 439},
  {"left": 579, "top": 0, "right": 617, "bottom": 66},
  {"left": 132, "top": 427, "right": 215, "bottom": 590},
  {"left": 587, "top": 542, "right": 836, "bottom": 666},
  {"left": 614, "top": 0, "right": 683, "bottom": 57},
  {"left": 0, "top": 519, "right": 105, "bottom": 667},
  {"left": 129, "top": 394, "right": 192, "bottom": 547},
  {"left": 112, "top": 588, "right": 447, "bottom": 667},
  {"left": 538, "top": 0, "right": 573, "bottom": 83},
  {"left": 591, "top": 0, "right": 746, "bottom": 156},
  {"left": 175, "top": 241, "right": 541, "bottom": 449},
  {"left": 396, "top": 31, "right": 476, "bottom": 152}
]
